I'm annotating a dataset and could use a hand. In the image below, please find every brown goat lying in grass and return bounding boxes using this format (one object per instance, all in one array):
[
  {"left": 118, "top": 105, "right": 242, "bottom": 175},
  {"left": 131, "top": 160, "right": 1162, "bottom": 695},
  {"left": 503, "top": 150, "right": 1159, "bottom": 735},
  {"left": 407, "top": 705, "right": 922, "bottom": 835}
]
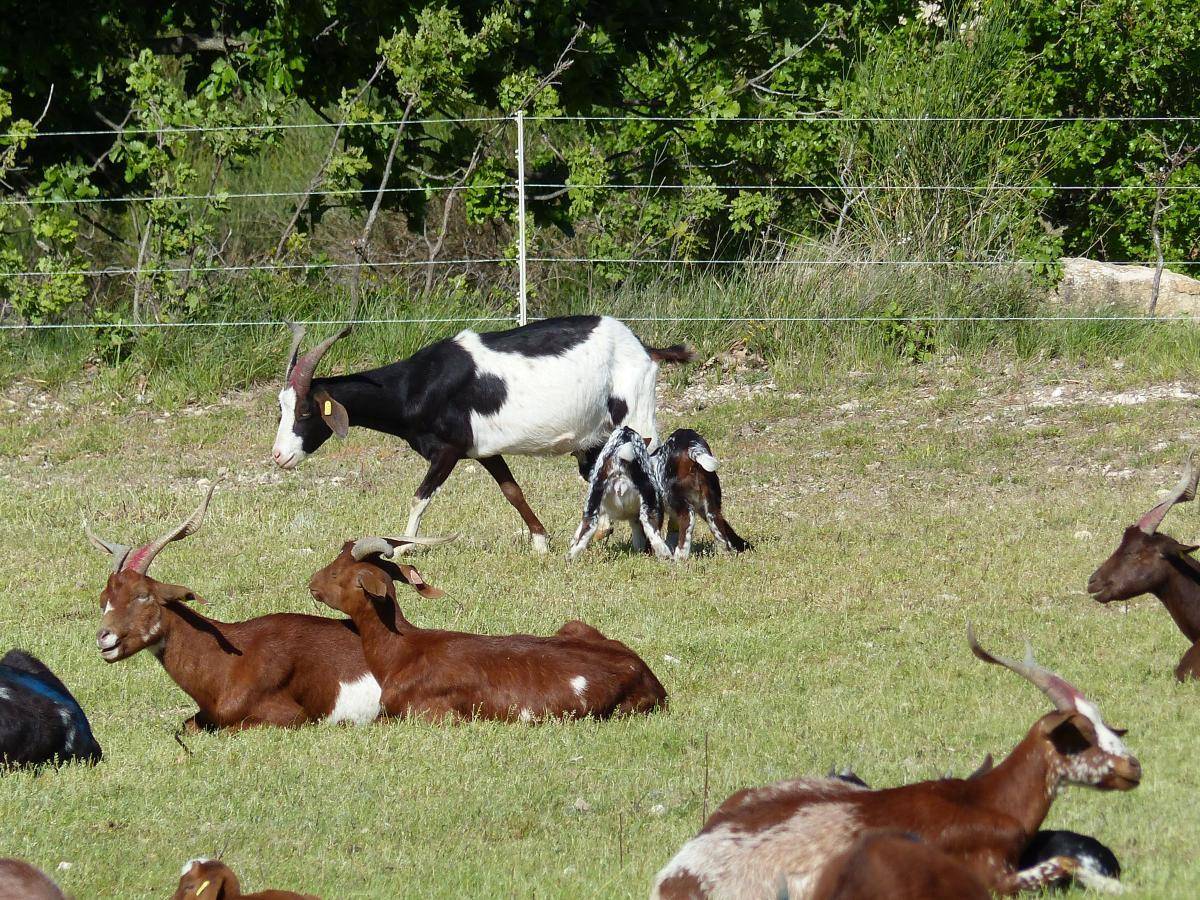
[
  {"left": 173, "top": 859, "right": 318, "bottom": 899},
  {"left": 651, "top": 626, "right": 1138, "bottom": 898},
  {"left": 309, "top": 536, "right": 667, "bottom": 721}
]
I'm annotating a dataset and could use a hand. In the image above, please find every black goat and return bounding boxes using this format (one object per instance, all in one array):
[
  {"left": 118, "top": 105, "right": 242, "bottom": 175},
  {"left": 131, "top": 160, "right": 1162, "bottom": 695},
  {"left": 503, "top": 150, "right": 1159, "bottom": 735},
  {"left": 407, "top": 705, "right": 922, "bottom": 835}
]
[
  {"left": 272, "top": 315, "right": 692, "bottom": 553},
  {"left": 0, "top": 649, "right": 102, "bottom": 767}
]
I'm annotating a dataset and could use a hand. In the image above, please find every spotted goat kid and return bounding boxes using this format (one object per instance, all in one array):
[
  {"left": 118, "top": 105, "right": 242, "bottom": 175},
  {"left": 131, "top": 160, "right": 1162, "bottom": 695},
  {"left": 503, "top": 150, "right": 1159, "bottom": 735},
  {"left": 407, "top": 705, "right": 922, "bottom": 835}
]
[
  {"left": 651, "top": 626, "right": 1139, "bottom": 899},
  {"left": 566, "top": 426, "right": 750, "bottom": 561},
  {"left": 85, "top": 483, "right": 451, "bottom": 730},
  {"left": 309, "top": 537, "right": 667, "bottom": 721}
]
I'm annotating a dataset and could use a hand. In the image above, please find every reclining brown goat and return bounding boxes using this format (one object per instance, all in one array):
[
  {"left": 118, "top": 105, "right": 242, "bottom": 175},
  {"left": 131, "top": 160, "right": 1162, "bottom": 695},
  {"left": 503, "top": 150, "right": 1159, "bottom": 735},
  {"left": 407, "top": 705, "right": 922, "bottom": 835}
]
[
  {"left": 1088, "top": 454, "right": 1200, "bottom": 680},
  {"left": 651, "top": 626, "right": 1139, "bottom": 899},
  {"left": 308, "top": 537, "right": 668, "bottom": 721},
  {"left": 85, "top": 485, "right": 448, "bottom": 729},
  {"left": 173, "top": 858, "right": 318, "bottom": 899}
]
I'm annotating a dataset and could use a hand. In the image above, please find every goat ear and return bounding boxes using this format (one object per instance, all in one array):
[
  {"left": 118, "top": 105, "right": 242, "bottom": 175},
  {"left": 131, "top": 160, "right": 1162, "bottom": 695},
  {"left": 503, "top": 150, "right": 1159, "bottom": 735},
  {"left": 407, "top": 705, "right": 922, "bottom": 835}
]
[
  {"left": 1046, "top": 712, "right": 1091, "bottom": 755},
  {"left": 356, "top": 568, "right": 393, "bottom": 601},
  {"left": 156, "top": 582, "right": 206, "bottom": 605},
  {"left": 395, "top": 563, "right": 444, "bottom": 599},
  {"left": 314, "top": 389, "right": 349, "bottom": 438}
]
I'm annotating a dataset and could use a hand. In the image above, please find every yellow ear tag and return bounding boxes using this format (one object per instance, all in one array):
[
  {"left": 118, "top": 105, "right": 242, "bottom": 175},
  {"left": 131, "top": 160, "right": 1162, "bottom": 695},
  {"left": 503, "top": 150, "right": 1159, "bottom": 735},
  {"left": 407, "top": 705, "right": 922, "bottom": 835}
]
[
  {"left": 196, "top": 881, "right": 210, "bottom": 896},
  {"left": 323, "top": 400, "right": 332, "bottom": 416}
]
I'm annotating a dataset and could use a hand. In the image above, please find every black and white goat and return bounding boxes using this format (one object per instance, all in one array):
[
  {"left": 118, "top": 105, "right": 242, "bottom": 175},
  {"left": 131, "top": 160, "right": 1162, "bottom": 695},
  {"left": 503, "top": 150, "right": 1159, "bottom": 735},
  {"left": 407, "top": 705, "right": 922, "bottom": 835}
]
[
  {"left": 0, "top": 649, "right": 102, "bottom": 767},
  {"left": 567, "top": 426, "right": 750, "bottom": 561},
  {"left": 272, "top": 315, "right": 692, "bottom": 553}
]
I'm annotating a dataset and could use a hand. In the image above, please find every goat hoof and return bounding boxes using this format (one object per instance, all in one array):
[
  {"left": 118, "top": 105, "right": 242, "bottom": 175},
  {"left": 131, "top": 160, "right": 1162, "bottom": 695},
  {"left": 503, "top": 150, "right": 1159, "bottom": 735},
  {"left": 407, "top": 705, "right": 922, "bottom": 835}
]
[{"left": 531, "top": 533, "right": 550, "bottom": 555}]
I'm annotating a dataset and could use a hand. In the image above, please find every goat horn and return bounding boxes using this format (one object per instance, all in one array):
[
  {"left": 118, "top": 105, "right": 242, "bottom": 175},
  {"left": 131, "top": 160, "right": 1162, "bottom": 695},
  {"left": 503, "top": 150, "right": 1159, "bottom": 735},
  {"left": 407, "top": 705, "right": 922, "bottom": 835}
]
[
  {"left": 967, "top": 623, "right": 1085, "bottom": 714},
  {"left": 283, "top": 321, "right": 306, "bottom": 381},
  {"left": 1136, "top": 452, "right": 1198, "bottom": 534},
  {"left": 122, "top": 482, "right": 217, "bottom": 575},
  {"left": 285, "top": 322, "right": 354, "bottom": 397},
  {"left": 350, "top": 533, "right": 460, "bottom": 561},
  {"left": 82, "top": 518, "right": 132, "bottom": 573}
]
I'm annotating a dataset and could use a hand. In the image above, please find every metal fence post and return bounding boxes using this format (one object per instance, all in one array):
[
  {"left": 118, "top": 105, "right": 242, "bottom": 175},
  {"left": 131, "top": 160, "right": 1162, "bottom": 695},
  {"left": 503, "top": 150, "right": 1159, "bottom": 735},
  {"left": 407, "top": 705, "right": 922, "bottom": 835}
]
[{"left": 515, "top": 110, "right": 528, "bottom": 326}]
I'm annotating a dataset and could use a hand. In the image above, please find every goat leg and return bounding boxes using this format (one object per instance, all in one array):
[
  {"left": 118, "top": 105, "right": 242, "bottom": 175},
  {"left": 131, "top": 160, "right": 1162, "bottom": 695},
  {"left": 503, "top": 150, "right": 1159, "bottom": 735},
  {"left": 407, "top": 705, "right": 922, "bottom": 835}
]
[
  {"left": 1002, "top": 856, "right": 1079, "bottom": 894},
  {"left": 566, "top": 514, "right": 601, "bottom": 561},
  {"left": 670, "top": 505, "right": 694, "bottom": 561},
  {"left": 395, "top": 445, "right": 460, "bottom": 554},
  {"left": 480, "top": 455, "right": 550, "bottom": 554}
]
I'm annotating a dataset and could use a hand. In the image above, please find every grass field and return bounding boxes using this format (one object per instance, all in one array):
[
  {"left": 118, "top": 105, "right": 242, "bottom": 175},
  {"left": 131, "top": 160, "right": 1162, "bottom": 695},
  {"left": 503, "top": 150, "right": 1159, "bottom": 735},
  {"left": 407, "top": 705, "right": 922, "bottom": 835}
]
[{"left": 2, "top": 351, "right": 1199, "bottom": 897}]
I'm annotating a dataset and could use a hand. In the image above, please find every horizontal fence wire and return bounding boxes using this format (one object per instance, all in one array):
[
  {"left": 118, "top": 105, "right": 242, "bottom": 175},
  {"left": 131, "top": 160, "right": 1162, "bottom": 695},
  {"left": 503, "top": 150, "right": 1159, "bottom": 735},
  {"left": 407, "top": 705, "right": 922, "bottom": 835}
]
[
  {"left": 5, "top": 258, "right": 1199, "bottom": 278},
  {"left": 8, "top": 182, "right": 1200, "bottom": 208},
  {"left": 8, "top": 113, "right": 1200, "bottom": 142},
  {"left": 0, "top": 184, "right": 513, "bottom": 208},
  {"left": 4, "top": 315, "right": 1199, "bottom": 332}
]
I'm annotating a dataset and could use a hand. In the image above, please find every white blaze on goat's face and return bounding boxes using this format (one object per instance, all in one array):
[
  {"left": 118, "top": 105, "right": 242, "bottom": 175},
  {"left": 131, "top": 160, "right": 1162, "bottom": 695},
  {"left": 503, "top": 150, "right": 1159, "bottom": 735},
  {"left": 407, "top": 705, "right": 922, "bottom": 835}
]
[
  {"left": 1075, "top": 698, "right": 1129, "bottom": 757},
  {"left": 273, "top": 387, "right": 307, "bottom": 469}
]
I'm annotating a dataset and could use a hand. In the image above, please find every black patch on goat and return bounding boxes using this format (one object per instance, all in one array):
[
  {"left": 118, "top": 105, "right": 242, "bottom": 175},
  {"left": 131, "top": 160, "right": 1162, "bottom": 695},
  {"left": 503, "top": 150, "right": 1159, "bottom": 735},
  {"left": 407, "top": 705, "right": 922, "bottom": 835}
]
[
  {"left": 302, "top": 340, "right": 508, "bottom": 460},
  {"left": 607, "top": 396, "right": 629, "bottom": 427},
  {"left": 1020, "top": 830, "right": 1120, "bottom": 891},
  {"left": 0, "top": 649, "right": 102, "bottom": 767},
  {"left": 478, "top": 314, "right": 600, "bottom": 356}
]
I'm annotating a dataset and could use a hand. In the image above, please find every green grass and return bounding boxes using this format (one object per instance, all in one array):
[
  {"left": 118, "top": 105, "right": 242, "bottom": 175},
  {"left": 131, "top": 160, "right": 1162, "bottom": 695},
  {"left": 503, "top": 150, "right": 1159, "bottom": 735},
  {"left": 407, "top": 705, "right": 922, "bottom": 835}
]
[{"left": 1, "top": 357, "right": 1199, "bottom": 897}]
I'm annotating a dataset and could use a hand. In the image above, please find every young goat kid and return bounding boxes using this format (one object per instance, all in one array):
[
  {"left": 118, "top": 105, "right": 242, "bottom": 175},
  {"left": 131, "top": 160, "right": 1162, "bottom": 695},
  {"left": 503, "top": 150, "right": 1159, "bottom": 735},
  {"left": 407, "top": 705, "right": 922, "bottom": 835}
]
[
  {"left": 567, "top": 427, "right": 750, "bottom": 561},
  {"left": 1088, "top": 454, "right": 1200, "bottom": 680},
  {"left": 173, "top": 858, "right": 318, "bottom": 899},
  {"left": 274, "top": 315, "right": 692, "bottom": 553},
  {"left": 651, "top": 625, "right": 1139, "bottom": 899},
  {"left": 86, "top": 485, "right": 449, "bottom": 729},
  {"left": 0, "top": 649, "right": 101, "bottom": 767},
  {"left": 309, "top": 537, "right": 667, "bottom": 721}
]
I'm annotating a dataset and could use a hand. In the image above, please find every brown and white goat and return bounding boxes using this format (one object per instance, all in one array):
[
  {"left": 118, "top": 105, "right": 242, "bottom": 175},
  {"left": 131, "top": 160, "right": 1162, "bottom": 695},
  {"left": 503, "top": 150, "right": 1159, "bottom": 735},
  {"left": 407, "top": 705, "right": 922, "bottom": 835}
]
[
  {"left": 0, "top": 859, "right": 66, "bottom": 900},
  {"left": 1088, "top": 454, "right": 1200, "bottom": 680},
  {"left": 308, "top": 537, "right": 668, "bottom": 721},
  {"left": 173, "top": 858, "right": 318, "bottom": 900},
  {"left": 808, "top": 830, "right": 990, "bottom": 900},
  {"left": 85, "top": 485, "right": 446, "bottom": 729},
  {"left": 650, "top": 626, "right": 1139, "bottom": 899}
]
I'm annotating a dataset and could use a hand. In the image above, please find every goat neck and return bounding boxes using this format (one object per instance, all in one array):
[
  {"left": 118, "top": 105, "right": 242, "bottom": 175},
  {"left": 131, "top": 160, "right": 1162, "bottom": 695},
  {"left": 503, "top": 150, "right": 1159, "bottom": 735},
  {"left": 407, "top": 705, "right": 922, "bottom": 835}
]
[
  {"left": 1152, "top": 557, "right": 1200, "bottom": 641},
  {"left": 962, "top": 724, "right": 1059, "bottom": 837}
]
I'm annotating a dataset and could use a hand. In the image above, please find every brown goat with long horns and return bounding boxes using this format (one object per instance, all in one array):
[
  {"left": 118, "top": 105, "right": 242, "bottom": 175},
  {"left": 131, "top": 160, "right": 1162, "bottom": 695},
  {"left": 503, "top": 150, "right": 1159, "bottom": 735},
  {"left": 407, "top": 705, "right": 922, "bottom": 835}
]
[
  {"left": 85, "top": 485, "right": 449, "bottom": 729},
  {"left": 308, "top": 537, "right": 667, "bottom": 721},
  {"left": 651, "top": 625, "right": 1139, "bottom": 899},
  {"left": 1088, "top": 453, "right": 1200, "bottom": 680}
]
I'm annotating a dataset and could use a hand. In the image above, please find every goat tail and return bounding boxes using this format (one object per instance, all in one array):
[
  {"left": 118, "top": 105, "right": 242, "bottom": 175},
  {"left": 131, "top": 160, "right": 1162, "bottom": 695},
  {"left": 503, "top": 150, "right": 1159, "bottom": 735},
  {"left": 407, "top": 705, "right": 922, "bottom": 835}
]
[{"left": 646, "top": 344, "right": 695, "bottom": 364}]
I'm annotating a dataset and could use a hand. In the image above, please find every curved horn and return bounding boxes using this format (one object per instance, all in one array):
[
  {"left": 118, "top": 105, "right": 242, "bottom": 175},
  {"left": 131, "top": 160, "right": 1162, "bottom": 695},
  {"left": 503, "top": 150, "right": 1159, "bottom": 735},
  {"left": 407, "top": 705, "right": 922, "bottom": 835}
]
[
  {"left": 283, "top": 321, "right": 306, "bottom": 381},
  {"left": 1136, "top": 453, "right": 1198, "bottom": 534},
  {"left": 350, "top": 533, "right": 460, "bottom": 561},
  {"left": 967, "top": 623, "right": 1085, "bottom": 714},
  {"left": 122, "top": 482, "right": 217, "bottom": 575},
  {"left": 82, "top": 519, "right": 132, "bottom": 573},
  {"left": 286, "top": 324, "right": 352, "bottom": 397}
]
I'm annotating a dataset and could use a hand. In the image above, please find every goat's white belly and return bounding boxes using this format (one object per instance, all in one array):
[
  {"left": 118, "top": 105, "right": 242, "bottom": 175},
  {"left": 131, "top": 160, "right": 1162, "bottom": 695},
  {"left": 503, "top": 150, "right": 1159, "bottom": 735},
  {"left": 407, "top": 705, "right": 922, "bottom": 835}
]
[
  {"left": 326, "top": 672, "right": 382, "bottom": 725},
  {"left": 601, "top": 479, "right": 642, "bottom": 522}
]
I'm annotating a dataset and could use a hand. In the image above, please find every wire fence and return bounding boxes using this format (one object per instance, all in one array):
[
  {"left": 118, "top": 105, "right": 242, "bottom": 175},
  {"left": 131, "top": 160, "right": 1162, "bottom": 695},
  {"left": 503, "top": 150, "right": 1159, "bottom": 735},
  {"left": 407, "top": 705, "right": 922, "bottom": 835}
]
[{"left": 3, "top": 112, "right": 1200, "bottom": 332}]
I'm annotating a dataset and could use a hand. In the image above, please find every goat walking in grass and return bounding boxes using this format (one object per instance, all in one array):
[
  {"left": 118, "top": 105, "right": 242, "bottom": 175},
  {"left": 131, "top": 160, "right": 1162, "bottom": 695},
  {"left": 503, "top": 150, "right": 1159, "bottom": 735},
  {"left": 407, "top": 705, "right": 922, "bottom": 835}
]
[
  {"left": 567, "top": 426, "right": 750, "bottom": 561},
  {"left": 0, "top": 649, "right": 101, "bottom": 768},
  {"left": 1088, "top": 453, "right": 1200, "bottom": 680},
  {"left": 651, "top": 626, "right": 1138, "bottom": 899},
  {"left": 308, "top": 537, "right": 667, "bottom": 721},
  {"left": 272, "top": 315, "right": 692, "bottom": 553}
]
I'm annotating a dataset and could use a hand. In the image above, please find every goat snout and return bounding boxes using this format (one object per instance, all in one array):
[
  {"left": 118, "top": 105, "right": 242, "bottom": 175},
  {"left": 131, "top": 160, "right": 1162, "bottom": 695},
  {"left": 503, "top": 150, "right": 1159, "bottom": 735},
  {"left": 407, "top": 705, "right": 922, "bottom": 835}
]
[{"left": 96, "top": 629, "right": 120, "bottom": 660}]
